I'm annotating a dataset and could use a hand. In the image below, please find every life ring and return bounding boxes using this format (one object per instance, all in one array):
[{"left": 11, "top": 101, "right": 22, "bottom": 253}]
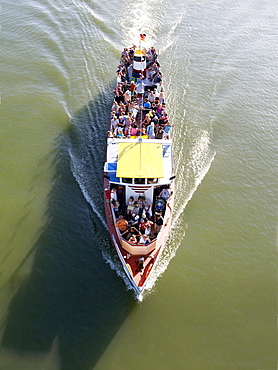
[
  {"left": 145, "top": 264, "right": 153, "bottom": 279},
  {"left": 126, "top": 263, "right": 133, "bottom": 277}
]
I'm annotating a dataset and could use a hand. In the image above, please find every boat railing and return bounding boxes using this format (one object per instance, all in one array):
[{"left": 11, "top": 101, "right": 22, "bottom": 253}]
[{"left": 121, "top": 238, "right": 157, "bottom": 256}]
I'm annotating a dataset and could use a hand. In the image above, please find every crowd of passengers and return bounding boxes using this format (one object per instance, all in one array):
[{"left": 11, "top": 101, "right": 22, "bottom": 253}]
[
  {"left": 108, "top": 46, "right": 171, "bottom": 140},
  {"left": 107, "top": 185, "right": 172, "bottom": 245}
]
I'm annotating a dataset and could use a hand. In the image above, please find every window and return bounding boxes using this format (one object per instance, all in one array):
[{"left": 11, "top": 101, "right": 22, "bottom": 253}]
[
  {"left": 134, "top": 56, "right": 145, "bottom": 62},
  {"left": 122, "top": 178, "right": 132, "bottom": 184},
  {"left": 147, "top": 178, "right": 158, "bottom": 184},
  {"left": 135, "top": 178, "right": 145, "bottom": 184}
]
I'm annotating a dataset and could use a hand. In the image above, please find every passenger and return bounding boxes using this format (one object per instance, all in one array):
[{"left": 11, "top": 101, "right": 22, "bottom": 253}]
[
  {"left": 139, "top": 234, "right": 150, "bottom": 245},
  {"left": 153, "top": 71, "right": 163, "bottom": 83},
  {"left": 146, "top": 51, "right": 153, "bottom": 64},
  {"left": 122, "top": 226, "right": 140, "bottom": 241},
  {"left": 117, "top": 115, "right": 126, "bottom": 128},
  {"left": 140, "top": 126, "right": 147, "bottom": 136},
  {"left": 111, "top": 100, "right": 119, "bottom": 116},
  {"left": 159, "top": 114, "right": 168, "bottom": 127},
  {"left": 142, "top": 114, "right": 151, "bottom": 126},
  {"left": 151, "top": 102, "right": 158, "bottom": 115},
  {"left": 155, "top": 127, "right": 164, "bottom": 139},
  {"left": 115, "top": 215, "right": 128, "bottom": 233},
  {"left": 112, "top": 200, "right": 120, "bottom": 218},
  {"left": 148, "top": 90, "right": 155, "bottom": 103},
  {"left": 147, "top": 122, "right": 155, "bottom": 139},
  {"left": 143, "top": 98, "right": 151, "bottom": 110},
  {"left": 128, "top": 234, "right": 138, "bottom": 244},
  {"left": 130, "top": 124, "right": 138, "bottom": 136},
  {"left": 121, "top": 48, "right": 129, "bottom": 61},
  {"left": 111, "top": 187, "right": 118, "bottom": 201},
  {"left": 145, "top": 220, "right": 154, "bottom": 238},
  {"left": 153, "top": 88, "right": 160, "bottom": 99},
  {"left": 128, "top": 47, "right": 135, "bottom": 60},
  {"left": 124, "top": 88, "right": 132, "bottom": 103},
  {"left": 152, "top": 115, "right": 159, "bottom": 128},
  {"left": 163, "top": 123, "right": 172, "bottom": 139},
  {"left": 159, "top": 91, "right": 165, "bottom": 104},
  {"left": 156, "top": 104, "right": 163, "bottom": 117},
  {"left": 118, "top": 103, "right": 126, "bottom": 117},
  {"left": 129, "top": 81, "right": 136, "bottom": 95},
  {"left": 110, "top": 114, "right": 119, "bottom": 132},
  {"left": 117, "top": 129, "right": 125, "bottom": 138},
  {"left": 139, "top": 218, "right": 147, "bottom": 234},
  {"left": 129, "top": 102, "right": 139, "bottom": 119},
  {"left": 154, "top": 97, "right": 160, "bottom": 106},
  {"left": 126, "top": 196, "right": 135, "bottom": 217},
  {"left": 156, "top": 81, "right": 164, "bottom": 94},
  {"left": 122, "top": 80, "right": 129, "bottom": 93},
  {"left": 159, "top": 186, "right": 170, "bottom": 201},
  {"left": 150, "top": 46, "right": 157, "bottom": 56},
  {"left": 142, "top": 197, "right": 152, "bottom": 218},
  {"left": 136, "top": 195, "right": 144, "bottom": 209},
  {"left": 133, "top": 202, "right": 140, "bottom": 216},
  {"left": 154, "top": 212, "right": 164, "bottom": 234},
  {"left": 114, "top": 82, "right": 122, "bottom": 94},
  {"left": 129, "top": 214, "right": 140, "bottom": 229},
  {"left": 114, "top": 91, "right": 124, "bottom": 104},
  {"left": 124, "top": 113, "right": 133, "bottom": 136}
]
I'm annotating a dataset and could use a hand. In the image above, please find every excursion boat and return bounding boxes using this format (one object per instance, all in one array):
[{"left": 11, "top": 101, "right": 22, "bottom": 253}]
[{"left": 103, "top": 35, "right": 175, "bottom": 298}]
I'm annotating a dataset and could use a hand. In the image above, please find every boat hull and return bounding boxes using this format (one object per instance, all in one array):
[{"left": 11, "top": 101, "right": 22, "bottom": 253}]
[{"left": 104, "top": 176, "right": 174, "bottom": 298}]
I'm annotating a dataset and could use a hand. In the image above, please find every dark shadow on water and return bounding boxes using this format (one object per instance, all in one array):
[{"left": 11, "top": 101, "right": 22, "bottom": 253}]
[{"left": 2, "top": 87, "right": 136, "bottom": 369}]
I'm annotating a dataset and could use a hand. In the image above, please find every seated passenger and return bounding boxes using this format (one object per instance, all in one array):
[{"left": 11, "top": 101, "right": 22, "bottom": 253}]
[
  {"left": 139, "top": 234, "right": 150, "bottom": 245},
  {"left": 139, "top": 218, "right": 147, "bottom": 234},
  {"left": 143, "top": 98, "right": 151, "bottom": 109},
  {"left": 139, "top": 126, "right": 147, "bottom": 136},
  {"left": 145, "top": 220, "right": 154, "bottom": 238},
  {"left": 129, "top": 213, "right": 140, "bottom": 229},
  {"left": 128, "top": 234, "right": 138, "bottom": 244},
  {"left": 122, "top": 226, "right": 140, "bottom": 241},
  {"left": 116, "top": 128, "right": 125, "bottom": 138},
  {"left": 130, "top": 124, "right": 138, "bottom": 136}
]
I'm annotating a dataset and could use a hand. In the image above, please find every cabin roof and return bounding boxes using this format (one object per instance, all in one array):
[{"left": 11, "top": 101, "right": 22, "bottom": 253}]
[
  {"left": 117, "top": 142, "right": 164, "bottom": 178},
  {"left": 105, "top": 138, "right": 173, "bottom": 183}
]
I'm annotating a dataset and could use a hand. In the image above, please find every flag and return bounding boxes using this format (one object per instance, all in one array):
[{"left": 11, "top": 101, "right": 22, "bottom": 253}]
[{"left": 140, "top": 33, "right": 146, "bottom": 41}]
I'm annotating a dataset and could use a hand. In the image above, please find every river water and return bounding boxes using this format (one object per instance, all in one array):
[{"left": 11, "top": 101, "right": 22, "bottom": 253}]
[{"left": 0, "top": 0, "right": 277, "bottom": 369}]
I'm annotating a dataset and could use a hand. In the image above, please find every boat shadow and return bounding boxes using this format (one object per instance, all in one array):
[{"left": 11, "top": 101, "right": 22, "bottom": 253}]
[{"left": 1, "top": 88, "right": 137, "bottom": 370}]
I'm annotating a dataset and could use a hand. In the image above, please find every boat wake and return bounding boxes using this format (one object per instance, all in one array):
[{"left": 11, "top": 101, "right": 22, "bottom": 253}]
[{"left": 139, "top": 130, "right": 215, "bottom": 300}]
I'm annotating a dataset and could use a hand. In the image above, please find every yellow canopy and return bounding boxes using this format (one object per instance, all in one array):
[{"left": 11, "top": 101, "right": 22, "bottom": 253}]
[
  {"left": 134, "top": 49, "right": 146, "bottom": 56},
  {"left": 116, "top": 142, "right": 164, "bottom": 178}
]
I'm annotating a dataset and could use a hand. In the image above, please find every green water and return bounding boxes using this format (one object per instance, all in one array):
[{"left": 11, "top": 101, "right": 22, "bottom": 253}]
[{"left": 0, "top": 0, "right": 277, "bottom": 369}]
